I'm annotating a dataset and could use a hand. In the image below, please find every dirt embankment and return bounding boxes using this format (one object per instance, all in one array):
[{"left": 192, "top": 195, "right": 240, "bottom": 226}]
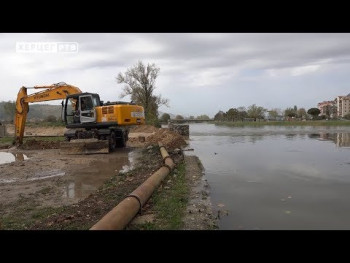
[{"left": 128, "top": 125, "right": 187, "bottom": 151}]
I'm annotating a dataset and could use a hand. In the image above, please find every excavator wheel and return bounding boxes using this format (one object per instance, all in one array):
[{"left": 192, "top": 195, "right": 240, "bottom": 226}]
[
  {"left": 116, "top": 131, "right": 126, "bottom": 148},
  {"left": 108, "top": 131, "right": 116, "bottom": 152}
]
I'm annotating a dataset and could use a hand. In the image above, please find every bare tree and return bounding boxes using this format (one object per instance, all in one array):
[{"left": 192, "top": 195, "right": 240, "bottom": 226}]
[{"left": 116, "top": 61, "right": 169, "bottom": 120}]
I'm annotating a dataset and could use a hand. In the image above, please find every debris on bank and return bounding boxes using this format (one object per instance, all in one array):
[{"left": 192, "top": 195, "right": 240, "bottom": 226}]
[
  {"left": 130, "top": 125, "right": 158, "bottom": 133},
  {"left": 146, "top": 129, "right": 187, "bottom": 150}
]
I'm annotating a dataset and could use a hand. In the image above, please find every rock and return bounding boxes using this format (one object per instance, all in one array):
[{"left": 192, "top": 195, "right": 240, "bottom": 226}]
[
  {"left": 174, "top": 148, "right": 181, "bottom": 154},
  {"left": 201, "top": 190, "right": 208, "bottom": 197},
  {"left": 138, "top": 136, "right": 145, "bottom": 142},
  {"left": 164, "top": 186, "right": 170, "bottom": 190},
  {"left": 146, "top": 146, "right": 153, "bottom": 150}
]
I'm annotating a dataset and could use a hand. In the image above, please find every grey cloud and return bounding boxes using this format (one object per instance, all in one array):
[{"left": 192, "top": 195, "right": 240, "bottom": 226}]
[{"left": 2, "top": 33, "right": 350, "bottom": 117}]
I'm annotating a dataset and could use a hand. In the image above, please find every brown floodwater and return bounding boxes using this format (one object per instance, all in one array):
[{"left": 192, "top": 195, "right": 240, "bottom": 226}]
[
  {"left": 62, "top": 148, "right": 139, "bottom": 200},
  {"left": 186, "top": 123, "right": 350, "bottom": 230}
]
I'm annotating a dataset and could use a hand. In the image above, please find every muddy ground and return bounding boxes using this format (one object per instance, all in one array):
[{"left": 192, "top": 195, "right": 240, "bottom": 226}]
[{"left": 0, "top": 125, "right": 216, "bottom": 230}]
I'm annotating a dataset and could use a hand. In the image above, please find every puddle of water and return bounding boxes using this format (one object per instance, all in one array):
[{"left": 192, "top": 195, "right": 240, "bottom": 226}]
[
  {"left": 29, "top": 169, "right": 66, "bottom": 181},
  {"left": 62, "top": 149, "right": 140, "bottom": 200},
  {"left": 0, "top": 152, "right": 29, "bottom": 165}
]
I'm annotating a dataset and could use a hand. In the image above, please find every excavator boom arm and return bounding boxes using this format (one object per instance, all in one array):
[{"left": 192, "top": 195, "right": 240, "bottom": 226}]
[{"left": 14, "top": 83, "right": 82, "bottom": 145}]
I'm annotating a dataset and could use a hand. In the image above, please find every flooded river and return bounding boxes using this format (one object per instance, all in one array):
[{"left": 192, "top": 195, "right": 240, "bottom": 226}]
[{"left": 186, "top": 123, "right": 350, "bottom": 230}]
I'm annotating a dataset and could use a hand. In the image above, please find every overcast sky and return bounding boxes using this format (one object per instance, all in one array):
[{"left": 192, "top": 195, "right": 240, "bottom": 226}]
[{"left": 1, "top": 33, "right": 350, "bottom": 117}]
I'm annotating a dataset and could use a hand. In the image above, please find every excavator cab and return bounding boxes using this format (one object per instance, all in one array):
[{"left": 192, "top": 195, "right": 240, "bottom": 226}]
[{"left": 64, "top": 93, "right": 100, "bottom": 127}]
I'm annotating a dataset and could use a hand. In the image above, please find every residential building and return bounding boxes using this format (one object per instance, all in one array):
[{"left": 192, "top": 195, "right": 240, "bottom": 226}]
[
  {"left": 317, "top": 100, "right": 336, "bottom": 117},
  {"left": 335, "top": 94, "right": 350, "bottom": 117}
]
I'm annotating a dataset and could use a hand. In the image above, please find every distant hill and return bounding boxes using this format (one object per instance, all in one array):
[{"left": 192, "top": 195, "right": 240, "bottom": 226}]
[
  {"left": 0, "top": 102, "right": 62, "bottom": 122},
  {"left": 27, "top": 104, "right": 62, "bottom": 120}
]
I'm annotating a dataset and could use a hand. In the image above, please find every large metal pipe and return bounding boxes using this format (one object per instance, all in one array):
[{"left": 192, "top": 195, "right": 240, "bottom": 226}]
[{"left": 90, "top": 143, "right": 175, "bottom": 230}]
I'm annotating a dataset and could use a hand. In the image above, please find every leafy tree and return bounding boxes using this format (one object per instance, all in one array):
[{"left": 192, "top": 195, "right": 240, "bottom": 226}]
[
  {"left": 189, "top": 116, "right": 195, "bottom": 119},
  {"left": 175, "top": 115, "right": 184, "bottom": 120},
  {"left": 160, "top": 113, "right": 171, "bottom": 123},
  {"left": 307, "top": 108, "right": 321, "bottom": 119},
  {"left": 247, "top": 104, "right": 266, "bottom": 121},
  {"left": 196, "top": 114, "right": 210, "bottom": 120},
  {"left": 116, "top": 61, "right": 169, "bottom": 120},
  {"left": 226, "top": 108, "right": 239, "bottom": 121},
  {"left": 344, "top": 113, "right": 350, "bottom": 120},
  {"left": 237, "top": 107, "right": 248, "bottom": 121},
  {"left": 322, "top": 105, "right": 337, "bottom": 118},
  {"left": 297, "top": 108, "right": 307, "bottom": 119},
  {"left": 214, "top": 110, "right": 226, "bottom": 121},
  {"left": 267, "top": 109, "right": 279, "bottom": 120},
  {"left": 284, "top": 107, "right": 297, "bottom": 118}
]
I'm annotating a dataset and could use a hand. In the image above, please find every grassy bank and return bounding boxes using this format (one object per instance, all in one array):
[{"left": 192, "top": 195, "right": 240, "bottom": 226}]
[
  {"left": 215, "top": 120, "right": 350, "bottom": 127},
  {"left": 132, "top": 162, "right": 189, "bottom": 230},
  {"left": 1, "top": 144, "right": 193, "bottom": 230}
]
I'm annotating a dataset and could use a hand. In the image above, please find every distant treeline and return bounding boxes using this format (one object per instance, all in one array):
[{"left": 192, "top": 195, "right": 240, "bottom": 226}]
[{"left": 0, "top": 101, "right": 62, "bottom": 122}]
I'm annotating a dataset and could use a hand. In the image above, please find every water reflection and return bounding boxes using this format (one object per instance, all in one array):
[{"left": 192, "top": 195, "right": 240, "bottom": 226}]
[
  {"left": 285, "top": 134, "right": 298, "bottom": 140},
  {"left": 62, "top": 150, "right": 138, "bottom": 200},
  {"left": 188, "top": 123, "right": 350, "bottom": 229},
  {"left": 309, "top": 132, "right": 350, "bottom": 147}
]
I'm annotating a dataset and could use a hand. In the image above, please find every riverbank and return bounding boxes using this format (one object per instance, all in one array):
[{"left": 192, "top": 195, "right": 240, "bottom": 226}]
[
  {"left": 215, "top": 120, "right": 350, "bottom": 127},
  {"left": 0, "top": 125, "right": 216, "bottom": 230}
]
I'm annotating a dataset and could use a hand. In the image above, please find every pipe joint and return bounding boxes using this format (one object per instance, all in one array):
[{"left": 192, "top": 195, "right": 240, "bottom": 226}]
[
  {"left": 163, "top": 163, "right": 173, "bottom": 173},
  {"left": 163, "top": 155, "right": 172, "bottom": 162},
  {"left": 126, "top": 194, "right": 142, "bottom": 215}
]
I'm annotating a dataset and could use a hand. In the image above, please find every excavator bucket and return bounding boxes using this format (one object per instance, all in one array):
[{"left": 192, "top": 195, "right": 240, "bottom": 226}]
[{"left": 59, "top": 138, "right": 109, "bottom": 155}]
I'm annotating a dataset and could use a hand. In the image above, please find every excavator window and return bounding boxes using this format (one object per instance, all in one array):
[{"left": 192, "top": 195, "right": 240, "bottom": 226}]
[
  {"left": 79, "top": 95, "right": 96, "bottom": 123},
  {"left": 65, "top": 98, "right": 79, "bottom": 124}
]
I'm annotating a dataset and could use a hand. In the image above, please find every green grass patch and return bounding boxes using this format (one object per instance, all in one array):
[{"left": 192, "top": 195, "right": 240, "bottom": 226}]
[
  {"left": 0, "top": 137, "right": 13, "bottom": 144},
  {"left": 0, "top": 195, "right": 64, "bottom": 230},
  {"left": 215, "top": 120, "right": 350, "bottom": 127},
  {"left": 139, "top": 162, "right": 189, "bottom": 230}
]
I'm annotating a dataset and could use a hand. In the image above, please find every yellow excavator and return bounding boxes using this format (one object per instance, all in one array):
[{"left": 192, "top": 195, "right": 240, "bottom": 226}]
[{"left": 14, "top": 82, "right": 145, "bottom": 154}]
